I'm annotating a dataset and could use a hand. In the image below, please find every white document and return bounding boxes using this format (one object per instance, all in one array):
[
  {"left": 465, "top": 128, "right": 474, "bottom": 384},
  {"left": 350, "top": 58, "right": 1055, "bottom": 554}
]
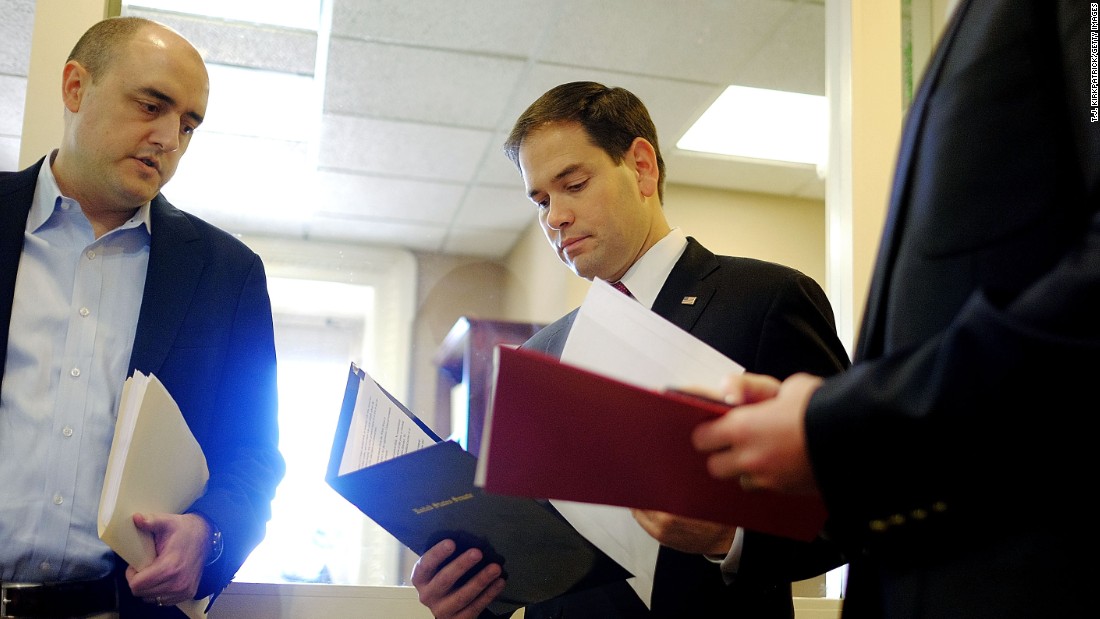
[
  {"left": 338, "top": 369, "right": 436, "bottom": 475},
  {"left": 99, "top": 371, "right": 211, "bottom": 619},
  {"left": 551, "top": 278, "right": 746, "bottom": 608},
  {"left": 562, "top": 278, "right": 744, "bottom": 390},
  {"left": 548, "top": 500, "right": 660, "bottom": 607}
]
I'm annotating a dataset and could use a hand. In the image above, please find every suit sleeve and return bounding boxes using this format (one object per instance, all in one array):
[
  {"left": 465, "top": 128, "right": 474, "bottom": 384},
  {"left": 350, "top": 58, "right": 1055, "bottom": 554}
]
[{"left": 186, "top": 254, "right": 285, "bottom": 598}]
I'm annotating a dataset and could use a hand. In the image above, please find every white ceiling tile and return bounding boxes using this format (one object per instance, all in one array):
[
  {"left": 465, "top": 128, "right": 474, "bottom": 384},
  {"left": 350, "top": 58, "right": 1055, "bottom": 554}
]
[
  {"left": 0, "top": 75, "right": 27, "bottom": 136},
  {"left": 204, "top": 213, "right": 311, "bottom": 239},
  {"left": 535, "top": 0, "right": 792, "bottom": 84},
  {"left": 0, "top": 0, "right": 35, "bottom": 75},
  {"left": 318, "top": 115, "right": 496, "bottom": 182},
  {"left": 308, "top": 216, "right": 449, "bottom": 253},
  {"left": 314, "top": 171, "right": 464, "bottom": 224},
  {"left": 478, "top": 132, "right": 524, "bottom": 186},
  {"left": 0, "top": 136, "right": 20, "bottom": 171},
  {"left": 453, "top": 185, "right": 535, "bottom": 231},
  {"left": 442, "top": 227, "right": 524, "bottom": 258},
  {"left": 732, "top": 2, "right": 827, "bottom": 95},
  {"left": 330, "top": 0, "right": 554, "bottom": 57},
  {"left": 325, "top": 40, "right": 526, "bottom": 127}
]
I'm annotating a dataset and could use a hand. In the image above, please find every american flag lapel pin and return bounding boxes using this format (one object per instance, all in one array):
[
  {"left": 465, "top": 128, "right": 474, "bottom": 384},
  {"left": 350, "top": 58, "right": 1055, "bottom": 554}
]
[{"left": 681, "top": 296, "right": 697, "bottom": 305}]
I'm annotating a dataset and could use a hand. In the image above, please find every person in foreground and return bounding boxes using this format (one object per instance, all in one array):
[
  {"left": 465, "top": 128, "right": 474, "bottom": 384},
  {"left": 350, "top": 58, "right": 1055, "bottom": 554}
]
[
  {"left": 411, "top": 81, "right": 850, "bottom": 618},
  {"left": 0, "top": 16, "right": 284, "bottom": 617},
  {"left": 692, "top": 1, "right": 1099, "bottom": 617}
]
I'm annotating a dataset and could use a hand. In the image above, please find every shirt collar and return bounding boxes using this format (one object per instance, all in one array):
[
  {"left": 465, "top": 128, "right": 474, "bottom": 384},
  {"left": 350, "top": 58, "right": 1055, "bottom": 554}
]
[
  {"left": 617, "top": 227, "right": 688, "bottom": 309},
  {"left": 31, "top": 151, "right": 153, "bottom": 236}
]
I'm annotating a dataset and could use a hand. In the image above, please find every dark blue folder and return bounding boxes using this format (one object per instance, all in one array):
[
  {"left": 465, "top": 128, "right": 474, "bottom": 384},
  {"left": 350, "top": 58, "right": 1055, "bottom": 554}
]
[{"left": 326, "top": 363, "right": 631, "bottom": 617}]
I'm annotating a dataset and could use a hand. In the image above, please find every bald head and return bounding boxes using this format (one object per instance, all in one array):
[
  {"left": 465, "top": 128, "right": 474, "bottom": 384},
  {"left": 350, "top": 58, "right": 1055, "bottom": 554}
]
[{"left": 67, "top": 16, "right": 201, "bottom": 84}]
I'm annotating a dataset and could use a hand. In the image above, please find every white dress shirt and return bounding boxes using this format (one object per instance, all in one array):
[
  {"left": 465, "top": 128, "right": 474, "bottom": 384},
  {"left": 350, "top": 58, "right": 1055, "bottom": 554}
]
[{"left": 616, "top": 227, "right": 745, "bottom": 575}]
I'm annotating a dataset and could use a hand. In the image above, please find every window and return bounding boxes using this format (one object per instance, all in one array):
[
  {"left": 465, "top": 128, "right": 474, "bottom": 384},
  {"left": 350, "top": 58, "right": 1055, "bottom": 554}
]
[{"left": 237, "top": 238, "right": 418, "bottom": 586}]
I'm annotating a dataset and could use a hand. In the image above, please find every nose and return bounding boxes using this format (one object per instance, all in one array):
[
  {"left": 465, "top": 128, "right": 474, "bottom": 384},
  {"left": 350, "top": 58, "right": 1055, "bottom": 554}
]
[
  {"left": 150, "top": 114, "right": 182, "bottom": 153},
  {"left": 544, "top": 199, "right": 573, "bottom": 231}
]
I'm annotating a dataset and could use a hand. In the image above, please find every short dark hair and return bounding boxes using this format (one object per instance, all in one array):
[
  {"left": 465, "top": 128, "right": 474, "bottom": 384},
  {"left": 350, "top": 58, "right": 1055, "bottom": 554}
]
[
  {"left": 67, "top": 16, "right": 160, "bottom": 82},
  {"left": 503, "top": 81, "right": 666, "bottom": 202}
]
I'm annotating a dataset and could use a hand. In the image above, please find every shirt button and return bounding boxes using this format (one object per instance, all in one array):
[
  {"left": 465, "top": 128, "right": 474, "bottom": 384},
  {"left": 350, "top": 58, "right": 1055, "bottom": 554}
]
[
  {"left": 86, "top": 249, "right": 96, "bottom": 260},
  {"left": 79, "top": 307, "right": 90, "bottom": 317},
  {"left": 70, "top": 368, "right": 81, "bottom": 377},
  {"left": 53, "top": 494, "right": 64, "bottom": 505},
  {"left": 62, "top": 426, "right": 74, "bottom": 437}
]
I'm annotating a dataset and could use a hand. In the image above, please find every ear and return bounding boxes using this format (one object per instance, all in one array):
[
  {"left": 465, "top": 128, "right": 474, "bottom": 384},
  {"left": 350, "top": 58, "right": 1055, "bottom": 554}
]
[
  {"left": 61, "top": 61, "right": 88, "bottom": 113},
  {"left": 628, "top": 137, "right": 660, "bottom": 199}
]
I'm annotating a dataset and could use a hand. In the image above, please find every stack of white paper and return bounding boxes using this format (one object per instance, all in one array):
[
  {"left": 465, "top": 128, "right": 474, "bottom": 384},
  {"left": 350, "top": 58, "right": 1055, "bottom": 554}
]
[{"left": 99, "top": 370, "right": 211, "bottom": 619}]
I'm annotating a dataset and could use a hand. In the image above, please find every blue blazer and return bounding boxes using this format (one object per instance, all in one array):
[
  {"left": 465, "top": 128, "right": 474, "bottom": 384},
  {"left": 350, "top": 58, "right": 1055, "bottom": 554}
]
[
  {"left": 0, "top": 159, "right": 285, "bottom": 615},
  {"left": 521, "top": 238, "right": 850, "bottom": 619},
  {"left": 807, "top": 1, "right": 1100, "bottom": 617}
]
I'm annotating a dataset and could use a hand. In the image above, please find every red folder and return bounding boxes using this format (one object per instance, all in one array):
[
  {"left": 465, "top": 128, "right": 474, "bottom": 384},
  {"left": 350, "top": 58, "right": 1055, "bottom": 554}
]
[{"left": 477, "top": 346, "right": 827, "bottom": 542}]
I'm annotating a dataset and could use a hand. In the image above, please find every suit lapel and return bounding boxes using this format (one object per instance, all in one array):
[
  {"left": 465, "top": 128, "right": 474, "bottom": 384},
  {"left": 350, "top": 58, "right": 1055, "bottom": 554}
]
[
  {"left": 128, "top": 196, "right": 204, "bottom": 373},
  {"left": 0, "top": 161, "right": 46, "bottom": 377},
  {"left": 651, "top": 238, "right": 718, "bottom": 330},
  {"left": 544, "top": 310, "right": 579, "bottom": 359}
]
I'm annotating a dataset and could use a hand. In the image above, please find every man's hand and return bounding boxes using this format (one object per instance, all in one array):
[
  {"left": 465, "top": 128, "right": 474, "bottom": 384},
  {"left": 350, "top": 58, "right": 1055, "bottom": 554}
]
[
  {"left": 125, "top": 512, "right": 209, "bottom": 606},
  {"left": 410, "top": 539, "right": 507, "bottom": 619},
  {"left": 692, "top": 372, "right": 823, "bottom": 496},
  {"left": 631, "top": 509, "right": 736, "bottom": 556}
]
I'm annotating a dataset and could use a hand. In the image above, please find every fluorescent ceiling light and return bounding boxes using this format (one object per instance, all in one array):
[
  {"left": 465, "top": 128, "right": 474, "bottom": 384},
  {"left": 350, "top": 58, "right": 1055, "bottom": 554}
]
[{"left": 676, "top": 85, "right": 827, "bottom": 166}]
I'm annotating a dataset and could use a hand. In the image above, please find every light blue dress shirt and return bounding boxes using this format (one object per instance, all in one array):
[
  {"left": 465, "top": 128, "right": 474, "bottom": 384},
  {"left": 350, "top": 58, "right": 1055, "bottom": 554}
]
[{"left": 0, "top": 158, "right": 150, "bottom": 582}]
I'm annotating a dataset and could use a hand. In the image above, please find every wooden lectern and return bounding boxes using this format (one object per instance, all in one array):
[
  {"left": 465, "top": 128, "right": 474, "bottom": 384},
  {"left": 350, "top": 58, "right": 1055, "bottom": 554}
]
[{"left": 433, "top": 317, "right": 544, "bottom": 456}]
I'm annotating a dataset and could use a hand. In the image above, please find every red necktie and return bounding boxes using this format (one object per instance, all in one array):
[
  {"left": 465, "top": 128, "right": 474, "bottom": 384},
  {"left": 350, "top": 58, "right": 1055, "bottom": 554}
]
[{"left": 611, "top": 280, "right": 633, "bottom": 298}]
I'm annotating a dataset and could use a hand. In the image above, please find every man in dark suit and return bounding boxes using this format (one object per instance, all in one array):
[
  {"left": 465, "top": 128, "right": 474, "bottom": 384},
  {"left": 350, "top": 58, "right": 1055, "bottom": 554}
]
[
  {"left": 693, "top": 1, "right": 1099, "bottom": 617},
  {"left": 0, "top": 17, "right": 283, "bottom": 617},
  {"left": 411, "top": 81, "right": 849, "bottom": 618}
]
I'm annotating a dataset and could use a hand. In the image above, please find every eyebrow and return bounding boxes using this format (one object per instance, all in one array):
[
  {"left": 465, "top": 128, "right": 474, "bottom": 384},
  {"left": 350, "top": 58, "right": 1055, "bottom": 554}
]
[
  {"left": 527, "top": 163, "right": 582, "bottom": 200},
  {"left": 139, "top": 86, "right": 205, "bottom": 125}
]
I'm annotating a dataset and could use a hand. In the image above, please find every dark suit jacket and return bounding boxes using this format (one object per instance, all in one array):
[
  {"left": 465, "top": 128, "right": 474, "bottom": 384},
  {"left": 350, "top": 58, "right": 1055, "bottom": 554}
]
[
  {"left": 520, "top": 238, "right": 850, "bottom": 619},
  {"left": 805, "top": 1, "right": 1100, "bottom": 617},
  {"left": 0, "top": 159, "right": 285, "bottom": 617}
]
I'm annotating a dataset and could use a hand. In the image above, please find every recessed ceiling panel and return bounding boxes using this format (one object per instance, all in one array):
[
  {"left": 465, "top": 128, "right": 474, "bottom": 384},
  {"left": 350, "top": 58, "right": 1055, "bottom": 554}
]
[
  {"left": 330, "top": 0, "right": 554, "bottom": 57},
  {"left": 534, "top": 0, "right": 793, "bottom": 85},
  {"left": 308, "top": 216, "right": 449, "bottom": 252},
  {"left": 453, "top": 185, "right": 535, "bottom": 231},
  {"left": 318, "top": 115, "right": 495, "bottom": 182},
  {"left": 731, "top": 2, "right": 826, "bottom": 95},
  {"left": 314, "top": 171, "right": 465, "bottom": 224},
  {"left": 325, "top": 39, "right": 526, "bottom": 127}
]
